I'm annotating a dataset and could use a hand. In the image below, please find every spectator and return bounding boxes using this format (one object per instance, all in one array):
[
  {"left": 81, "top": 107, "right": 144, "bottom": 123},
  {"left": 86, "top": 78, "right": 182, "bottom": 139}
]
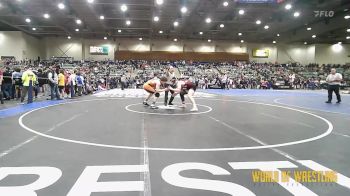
[
  {"left": 0, "top": 67, "right": 3, "bottom": 104},
  {"left": 2, "top": 67, "right": 12, "bottom": 100},
  {"left": 48, "top": 67, "right": 61, "bottom": 100},
  {"left": 58, "top": 69, "right": 65, "bottom": 98},
  {"left": 21, "top": 67, "right": 37, "bottom": 103}
]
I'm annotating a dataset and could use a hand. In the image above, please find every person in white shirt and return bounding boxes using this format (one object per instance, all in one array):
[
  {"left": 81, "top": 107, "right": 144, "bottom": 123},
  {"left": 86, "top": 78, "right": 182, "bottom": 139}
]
[{"left": 325, "top": 68, "right": 342, "bottom": 103}]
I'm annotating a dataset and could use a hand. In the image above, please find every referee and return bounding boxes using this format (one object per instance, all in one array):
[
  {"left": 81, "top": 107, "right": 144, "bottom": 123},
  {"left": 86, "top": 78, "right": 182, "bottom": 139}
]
[{"left": 325, "top": 68, "right": 342, "bottom": 104}]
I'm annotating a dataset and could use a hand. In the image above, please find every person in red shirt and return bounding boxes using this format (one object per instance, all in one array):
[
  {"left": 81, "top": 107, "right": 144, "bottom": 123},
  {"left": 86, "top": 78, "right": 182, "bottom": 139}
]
[{"left": 168, "top": 77, "right": 198, "bottom": 112}]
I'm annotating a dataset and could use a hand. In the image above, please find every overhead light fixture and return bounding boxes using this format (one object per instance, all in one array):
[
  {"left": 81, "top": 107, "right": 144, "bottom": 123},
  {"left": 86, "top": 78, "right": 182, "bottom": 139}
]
[
  {"left": 199, "top": 31, "right": 203, "bottom": 35},
  {"left": 139, "top": 37, "right": 143, "bottom": 41},
  {"left": 312, "top": 35, "right": 316, "bottom": 38},
  {"left": 285, "top": 4, "right": 292, "bottom": 10},
  {"left": 219, "top": 24, "right": 224, "bottom": 28},
  {"left": 153, "top": 16, "right": 159, "bottom": 22},
  {"left": 347, "top": 29, "right": 350, "bottom": 32},
  {"left": 173, "top": 21, "right": 179, "bottom": 27},
  {"left": 346, "top": 36, "right": 350, "bottom": 39},
  {"left": 338, "top": 42, "right": 342, "bottom": 45},
  {"left": 238, "top": 32, "right": 242, "bottom": 36},
  {"left": 304, "top": 42, "right": 307, "bottom": 45},
  {"left": 76, "top": 19, "right": 82, "bottom": 25},
  {"left": 239, "top": 9, "right": 245, "bottom": 15},
  {"left": 307, "top": 27, "right": 312, "bottom": 31},
  {"left": 43, "top": 13, "right": 50, "bottom": 19},
  {"left": 272, "top": 41, "right": 276, "bottom": 44},
  {"left": 208, "top": 39, "right": 212, "bottom": 42},
  {"left": 25, "top": 18, "right": 31, "bottom": 23},
  {"left": 156, "top": 0, "right": 164, "bottom": 5},
  {"left": 68, "top": 36, "right": 71, "bottom": 39},
  {"left": 75, "top": 28, "right": 79, "bottom": 32},
  {"left": 241, "top": 40, "right": 244, "bottom": 43},
  {"left": 118, "top": 29, "right": 122, "bottom": 33},
  {"left": 126, "top": 20, "right": 131, "bottom": 25},
  {"left": 159, "top": 30, "right": 163, "bottom": 34},
  {"left": 294, "top": 11, "right": 300, "bottom": 17},
  {"left": 223, "top": 1, "right": 229, "bottom": 7},
  {"left": 181, "top": 6, "right": 187, "bottom": 13},
  {"left": 32, "top": 27, "right": 36, "bottom": 31},
  {"left": 264, "top": 25, "right": 269, "bottom": 29},
  {"left": 87, "top": 0, "right": 94, "bottom": 3},
  {"left": 173, "top": 38, "right": 178, "bottom": 42},
  {"left": 277, "top": 33, "right": 280, "bottom": 37},
  {"left": 104, "top": 37, "right": 107, "bottom": 40},
  {"left": 256, "top": 20, "right": 261, "bottom": 25},
  {"left": 121, "top": 4, "right": 128, "bottom": 12},
  {"left": 100, "top": 15, "right": 105, "bottom": 20},
  {"left": 205, "top": 18, "right": 212, "bottom": 23},
  {"left": 58, "top": 3, "right": 65, "bottom": 10},
  {"left": 345, "top": 15, "right": 350, "bottom": 19}
]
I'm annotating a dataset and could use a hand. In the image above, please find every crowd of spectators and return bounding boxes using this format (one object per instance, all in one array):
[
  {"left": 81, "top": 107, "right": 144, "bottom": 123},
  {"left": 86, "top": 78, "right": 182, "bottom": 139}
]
[{"left": 1, "top": 59, "right": 349, "bottom": 105}]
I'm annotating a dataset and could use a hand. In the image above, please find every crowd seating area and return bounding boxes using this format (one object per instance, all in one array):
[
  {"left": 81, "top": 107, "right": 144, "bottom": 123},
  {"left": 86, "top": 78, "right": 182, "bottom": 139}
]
[{"left": 1, "top": 59, "right": 350, "bottom": 105}]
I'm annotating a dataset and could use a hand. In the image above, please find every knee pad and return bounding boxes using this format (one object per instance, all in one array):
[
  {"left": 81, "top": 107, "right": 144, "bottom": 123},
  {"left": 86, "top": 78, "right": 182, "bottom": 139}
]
[{"left": 155, "top": 93, "right": 160, "bottom": 97}]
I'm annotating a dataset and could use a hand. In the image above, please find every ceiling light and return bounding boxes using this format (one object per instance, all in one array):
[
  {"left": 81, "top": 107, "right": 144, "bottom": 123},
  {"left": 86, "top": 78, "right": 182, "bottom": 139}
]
[
  {"left": 118, "top": 29, "right": 122, "bottom": 33},
  {"left": 256, "top": 20, "right": 261, "bottom": 25},
  {"left": 345, "top": 15, "right": 350, "bottom": 19},
  {"left": 76, "top": 19, "right": 82, "bottom": 25},
  {"left": 241, "top": 40, "right": 244, "bottom": 43},
  {"left": 307, "top": 27, "right": 312, "bottom": 31},
  {"left": 205, "top": 18, "right": 212, "bottom": 23},
  {"left": 174, "top": 38, "right": 178, "bottom": 42},
  {"left": 68, "top": 36, "right": 71, "bottom": 39},
  {"left": 223, "top": 1, "right": 228, "bottom": 7},
  {"left": 153, "top": 16, "right": 159, "bottom": 22},
  {"left": 199, "top": 32, "right": 203, "bottom": 35},
  {"left": 220, "top": 24, "right": 224, "bottom": 28},
  {"left": 272, "top": 41, "right": 276, "bottom": 44},
  {"left": 181, "top": 6, "right": 187, "bottom": 13},
  {"left": 121, "top": 4, "right": 128, "bottom": 12},
  {"left": 264, "top": 25, "right": 269, "bottom": 29},
  {"left": 139, "top": 37, "right": 143, "bottom": 41},
  {"left": 312, "top": 35, "right": 316, "bottom": 38},
  {"left": 277, "top": 33, "right": 280, "bottom": 37},
  {"left": 159, "top": 30, "right": 163, "bottom": 34},
  {"left": 173, "top": 21, "right": 179, "bottom": 27},
  {"left": 304, "top": 42, "right": 307, "bottom": 45},
  {"left": 25, "top": 18, "right": 31, "bottom": 23},
  {"left": 347, "top": 29, "right": 350, "bottom": 32},
  {"left": 156, "top": 0, "right": 164, "bottom": 5},
  {"left": 104, "top": 37, "right": 107, "bottom": 40},
  {"left": 32, "top": 28, "right": 36, "bottom": 31},
  {"left": 43, "top": 13, "right": 50, "bottom": 19},
  {"left": 285, "top": 4, "right": 292, "bottom": 10},
  {"left": 238, "top": 32, "right": 242, "bottom": 36},
  {"left": 126, "top": 20, "right": 131, "bottom": 25},
  {"left": 58, "top": 3, "right": 65, "bottom": 9},
  {"left": 87, "top": 0, "right": 94, "bottom": 3},
  {"left": 346, "top": 36, "right": 350, "bottom": 39},
  {"left": 239, "top": 9, "right": 245, "bottom": 15},
  {"left": 75, "top": 28, "right": 79, "bottom": 32},
  {"left": 100, "top": 15, "right": 105, "bottom": 20},
  {"left": 208, "top": 39, "right": 212, "bottom": 42},
  {"left": 294, "top": 11, "right": 300, "bottom": 17},
  {"left": 338, "top": 42, "right": 342, "bottom": 45}
]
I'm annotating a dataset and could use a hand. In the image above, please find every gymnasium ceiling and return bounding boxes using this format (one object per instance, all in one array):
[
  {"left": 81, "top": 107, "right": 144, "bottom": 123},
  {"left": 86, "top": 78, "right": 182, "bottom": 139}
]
[{"left": 0, "top": 0, "right": 349, "bottom": 44}]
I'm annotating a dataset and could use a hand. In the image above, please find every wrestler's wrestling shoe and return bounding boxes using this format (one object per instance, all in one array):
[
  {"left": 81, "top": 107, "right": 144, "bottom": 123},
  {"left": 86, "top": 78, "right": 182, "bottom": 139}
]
[
  {"left": 190, "top": 107, "right": 198, "bottom": 112},
  {"left": 143, "top": 101, "right": 150, "bottom": 106},
  {"left": 150, "top": 104, "right": 159, "bottom": 109}
]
